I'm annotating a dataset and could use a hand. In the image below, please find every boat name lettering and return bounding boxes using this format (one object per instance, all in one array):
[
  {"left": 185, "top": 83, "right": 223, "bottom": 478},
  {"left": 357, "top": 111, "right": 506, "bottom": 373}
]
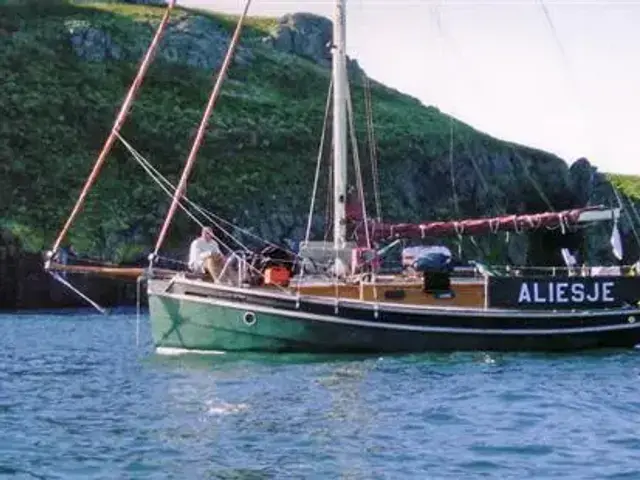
[{"left": 517, "top": 281, "right": 615, "bottom": 304}]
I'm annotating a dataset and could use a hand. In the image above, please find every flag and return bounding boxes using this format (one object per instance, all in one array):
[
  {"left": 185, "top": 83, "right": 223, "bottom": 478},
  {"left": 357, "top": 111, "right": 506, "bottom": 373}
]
[
  {"left": 610, "top": 222, "right": 623, "bottom": 261},
  {"left": 561, "top": 248, "right": 577, "bottom": 267}
]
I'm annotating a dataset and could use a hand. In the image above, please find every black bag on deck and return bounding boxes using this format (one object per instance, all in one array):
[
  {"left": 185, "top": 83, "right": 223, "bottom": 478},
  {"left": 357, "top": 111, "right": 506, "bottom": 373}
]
[{"left": 413, "top": 251, "right": 453, "bottom": 294}]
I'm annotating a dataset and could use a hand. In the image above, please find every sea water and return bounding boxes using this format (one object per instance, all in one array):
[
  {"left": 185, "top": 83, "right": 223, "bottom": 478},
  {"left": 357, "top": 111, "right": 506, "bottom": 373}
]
[{"left": 1, "top": 310, "right": 639, "bottom": 479}]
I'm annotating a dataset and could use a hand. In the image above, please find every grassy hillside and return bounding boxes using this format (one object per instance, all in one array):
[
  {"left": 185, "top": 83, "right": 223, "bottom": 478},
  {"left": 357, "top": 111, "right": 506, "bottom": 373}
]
[
  {"left": 0, "top": 0, "right": 572, "bottom": 263},
  {"left": 607, "top": 173, "right": 640, "bottom": 202}
]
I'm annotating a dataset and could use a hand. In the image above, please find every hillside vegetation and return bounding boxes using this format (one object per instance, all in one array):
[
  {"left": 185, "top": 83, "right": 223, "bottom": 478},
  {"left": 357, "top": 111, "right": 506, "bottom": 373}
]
[
  {"left": 0, "top": 0, "right": 626, "bottom": 265},
  {"left": 608, "top": 174, "right": 640, "bottom": 202}
]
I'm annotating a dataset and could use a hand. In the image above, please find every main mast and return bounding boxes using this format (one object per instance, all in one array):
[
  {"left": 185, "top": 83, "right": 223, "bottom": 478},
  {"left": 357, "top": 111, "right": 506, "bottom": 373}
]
[{"left": 332, "top": 0, "right": 348, "bottom": 249}]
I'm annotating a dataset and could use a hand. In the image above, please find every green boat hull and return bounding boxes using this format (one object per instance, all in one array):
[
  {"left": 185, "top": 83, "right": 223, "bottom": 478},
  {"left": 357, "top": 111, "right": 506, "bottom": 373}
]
[
  {"left": 148, "top": 292, "right": 313, "bottom": 352},
  {"left": 147, "top": 279, "right": 640, "bottom": 353}
]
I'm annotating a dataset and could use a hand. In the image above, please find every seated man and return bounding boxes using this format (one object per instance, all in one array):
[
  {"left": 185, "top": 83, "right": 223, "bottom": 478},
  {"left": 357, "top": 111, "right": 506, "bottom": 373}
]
[{"left": 188, "top": 226, "right": 226, "bottom": 281}]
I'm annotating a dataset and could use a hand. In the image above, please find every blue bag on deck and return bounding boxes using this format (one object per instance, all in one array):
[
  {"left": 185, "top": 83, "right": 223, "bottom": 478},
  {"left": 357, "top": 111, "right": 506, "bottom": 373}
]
[{"left": 412, "top": 247, "right": 452, "bottom": 274}]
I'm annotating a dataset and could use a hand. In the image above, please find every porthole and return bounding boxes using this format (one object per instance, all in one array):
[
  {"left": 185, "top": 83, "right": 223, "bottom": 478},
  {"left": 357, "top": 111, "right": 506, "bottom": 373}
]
[
  {"left": 629, "top": 316, "right": 636, "bottom": 324},
  {"left": 243, "top": 311, "right": 257, "bottom": 326}
]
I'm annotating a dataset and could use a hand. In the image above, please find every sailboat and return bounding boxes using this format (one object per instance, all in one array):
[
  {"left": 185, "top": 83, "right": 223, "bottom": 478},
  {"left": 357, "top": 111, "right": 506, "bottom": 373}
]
[{"left": 45, "top": 0, "right": 640, "bottom": 352}]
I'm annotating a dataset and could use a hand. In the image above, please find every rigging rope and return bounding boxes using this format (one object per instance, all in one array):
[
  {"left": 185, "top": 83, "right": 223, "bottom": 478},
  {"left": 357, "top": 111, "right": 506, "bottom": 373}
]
[
  {"left": 153, "top": 0, "right": 253, "bottom": 259},
  {"left": 304, "top": 79, "right": 333, "bottom": 244},
  {"left": 116, "top": 136, "right": 205, "bottom": 226},
  {"left": 49, "top": 0, "right": 177, "bottom": 256},
  {"left": 346, "top": 79, "right": 372, "bottom": 249},
  {"left": 325, "top": 162, "right": 333, "bottom": 243},
  {"left": 511, "top": 150, "right": 555, "bottom": 212},
  {"left": 538, "top": 0, "right": 572, "bottom": 70},
  {"left": 348, "top": 75, "right": 379, "bottom": 302},
  {"left": 448, "top": 116, "right": 459, "bottom": 216},
  {"left": 448, "top": 116, "right": 464, "bottom": 256},
  {"left": 430, "top": 2, "right": 505, "bottom": 217},
  {"left": 117, "top": 133, "right": 248, "bottom": 255},
  {"left": 118, "top": 133, "right": 316, "bottom": 279},
  {"left": 537, "top": 0, "right": 597, "bottom": 211},
  {"left": 612, "top": 186, "right": 640, "bottom": 252},
  {"left": 431, "top": 1, "right": 555, "bottom": 215},
  {"left": 541, "top": 0, "right": 640, "bottom": 253},
  {"left": 623, "top": 195, "right": 640, "bottom": 238},
  {"left": 117, "top": 135, "right": 295, "bottom": 292},
  {"left": 362, "top": 73, "right": 382, "bottom": 221},
  {"left": 49, "top": 271, "right": 107, "bottom": 315}
]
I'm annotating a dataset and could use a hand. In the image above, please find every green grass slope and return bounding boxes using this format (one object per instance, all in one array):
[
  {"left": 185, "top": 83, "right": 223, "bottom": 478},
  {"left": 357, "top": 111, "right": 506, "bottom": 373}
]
[
  {"left": 608, "top": 174, "right": 640, "bottom": 202},
  {"left": 0, "top": 0, "right": 574, "bottom": 262}
]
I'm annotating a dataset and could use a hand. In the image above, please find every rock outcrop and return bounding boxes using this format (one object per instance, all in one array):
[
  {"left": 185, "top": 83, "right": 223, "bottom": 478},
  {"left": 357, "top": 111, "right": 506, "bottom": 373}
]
[
  {"left": 263, "top": 13, "right": 332, "bottom": 67},
  {"left": 568, "top": 158, "right": 640, "bottom": 265},
  {"left": 66, "top": 8, "right": 360, "bottom": 76},
  {"left": 66, "top": 13, "right": 254, "bottom": 69},
  {"left": 67, "top": 20, "right": 123, "bottom": 62},
  {"left": 262, "top": 12, "right": 363, "bottom": 75}
]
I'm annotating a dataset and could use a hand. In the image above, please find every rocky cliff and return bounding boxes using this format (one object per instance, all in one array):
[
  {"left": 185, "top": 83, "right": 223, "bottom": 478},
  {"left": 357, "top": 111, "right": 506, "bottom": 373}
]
[
  {"left": 0, "top": 0, "right": 639, "bottom": 309},
  {"left": 569, "top": 159, "right": 640, "bottom": 265}
]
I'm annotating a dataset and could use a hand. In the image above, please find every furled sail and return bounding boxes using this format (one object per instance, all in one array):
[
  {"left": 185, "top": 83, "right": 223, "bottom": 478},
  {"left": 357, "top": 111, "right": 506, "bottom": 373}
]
[{"left": 349, "top": 206, "right": 620, "bottom": 242}]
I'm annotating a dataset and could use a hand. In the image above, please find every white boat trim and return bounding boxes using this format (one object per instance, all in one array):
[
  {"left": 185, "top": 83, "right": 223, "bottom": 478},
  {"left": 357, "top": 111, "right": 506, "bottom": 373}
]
[{"left": 155, "top": 346, "right": 226, "bottom": 355}]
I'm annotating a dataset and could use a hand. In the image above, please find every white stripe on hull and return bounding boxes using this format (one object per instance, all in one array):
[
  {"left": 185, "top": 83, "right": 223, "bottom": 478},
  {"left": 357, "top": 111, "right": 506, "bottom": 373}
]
[
  {"left": 151, "top": 290, "right": 640, "bottom": 336},
  {"left": 155, "top": 347, "right": 226, "bottom": 356}
]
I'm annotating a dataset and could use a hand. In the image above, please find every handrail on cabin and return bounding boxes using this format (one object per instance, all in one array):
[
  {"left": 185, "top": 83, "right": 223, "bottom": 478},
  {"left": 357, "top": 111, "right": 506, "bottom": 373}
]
[{"left": 467, "top": 263, "right": 638, "bottom": 278}]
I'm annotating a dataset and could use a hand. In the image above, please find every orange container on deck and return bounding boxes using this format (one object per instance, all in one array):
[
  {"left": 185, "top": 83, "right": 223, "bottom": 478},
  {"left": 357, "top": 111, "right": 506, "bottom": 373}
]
[{"left": 264, "top": 266, "right": 290, "bottom": 286}]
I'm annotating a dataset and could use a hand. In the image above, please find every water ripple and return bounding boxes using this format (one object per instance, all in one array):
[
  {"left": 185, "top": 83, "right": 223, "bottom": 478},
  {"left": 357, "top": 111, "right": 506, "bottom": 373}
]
[{"left": 1, "top": 311, "right": 640, "bottom": 479}]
